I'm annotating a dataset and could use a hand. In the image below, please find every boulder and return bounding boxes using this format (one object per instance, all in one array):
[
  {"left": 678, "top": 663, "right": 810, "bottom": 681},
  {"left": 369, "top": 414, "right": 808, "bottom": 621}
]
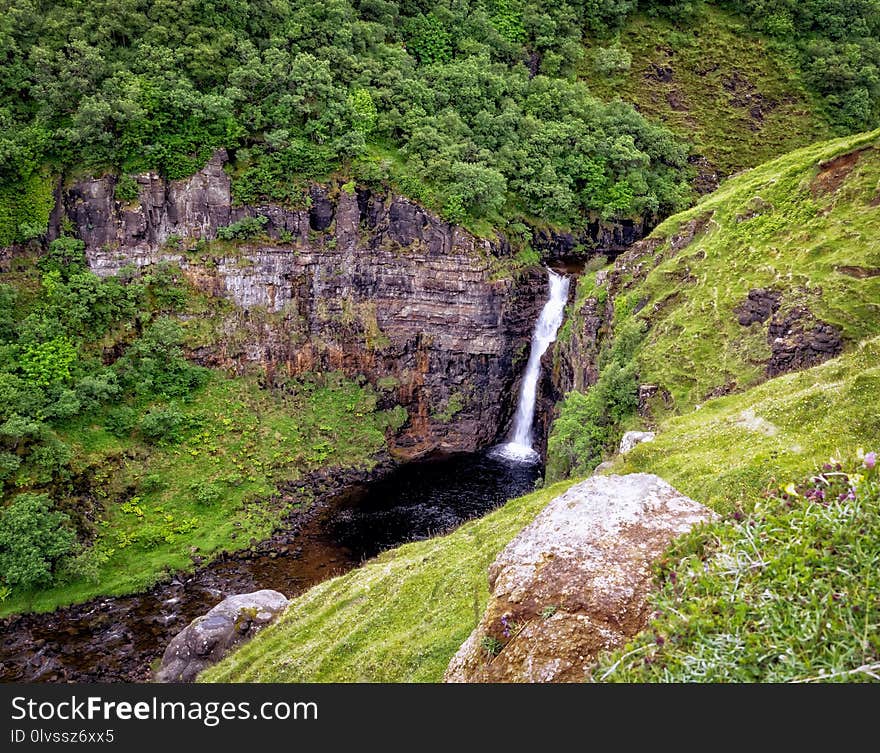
[
  {"left": 619, "top": 430, "right": 655, "bottom": 455},
  {"left": 444, "top": 474, "right": 716, "bottom": 683},
  {"left": 155, "top": 589, "right": 288, "bottom": 682}
]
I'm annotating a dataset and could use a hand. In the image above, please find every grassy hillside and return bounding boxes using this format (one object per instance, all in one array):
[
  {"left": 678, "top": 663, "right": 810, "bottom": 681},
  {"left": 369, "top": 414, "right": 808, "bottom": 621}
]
[
  {"left": 623, "top": 129, "right": 880, "bottom": 412},
  {"left": 204, "top": 340, "right": 880, "bottom": 682},
  {"left": 202, "top": 480, "right": 572, "bottom": 683},
  {"left": 582, "top": 8, "right": 833, "bottom": 179},
  {"left": 552, "top": 131, "right": 880, "bottom": 681},
  {"left": 614, "top": 337, "right": 880, "bottom": 515},
  {"left": 207, "top": 133, "right": 880, "bottom": 682},
  {"left": 549, "top": 129, "right": 880, "bottom": 479}
]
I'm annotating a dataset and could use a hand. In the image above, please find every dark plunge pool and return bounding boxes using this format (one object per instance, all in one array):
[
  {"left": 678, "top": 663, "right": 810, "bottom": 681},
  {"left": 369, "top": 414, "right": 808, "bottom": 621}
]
[
  {"left": 0, "top": 451, "right": 541, "bottom": 682},
  {"left": 325, "top": 451, "right": 541, "bottom": 561}
]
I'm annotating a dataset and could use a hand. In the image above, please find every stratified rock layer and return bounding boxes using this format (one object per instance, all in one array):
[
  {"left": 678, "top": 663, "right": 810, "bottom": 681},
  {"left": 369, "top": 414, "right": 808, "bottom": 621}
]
[
  {"left": 47, "top": 152, "right": 546, "bottom": 459},
  {"left": 445, "top": 474, "right": 716, "bottom": 682}
]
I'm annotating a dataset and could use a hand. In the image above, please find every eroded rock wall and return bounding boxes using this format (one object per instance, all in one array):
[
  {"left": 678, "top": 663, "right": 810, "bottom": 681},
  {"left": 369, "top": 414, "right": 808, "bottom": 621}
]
[{"left": 47, "top": 152, "right": 545, "bottom": 459}]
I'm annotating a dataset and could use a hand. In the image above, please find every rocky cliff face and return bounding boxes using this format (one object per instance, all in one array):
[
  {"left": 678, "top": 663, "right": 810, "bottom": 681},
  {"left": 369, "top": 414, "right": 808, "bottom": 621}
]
[{"left": 48, "top": 151, "right": 545, "bottom": 460}]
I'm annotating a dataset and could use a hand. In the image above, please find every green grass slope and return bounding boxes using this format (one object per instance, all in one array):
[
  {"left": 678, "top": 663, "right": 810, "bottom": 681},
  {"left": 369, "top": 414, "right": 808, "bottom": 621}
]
[
  {"left": 582, "top": 8, "right": 833, "bottom": 179},
  {"left": 620, "top": 128, "right": 880, "bottom": 412},
  {"left": 201, "top": 480, "right": 572, "bottom": 683},
  {"left": 614, "top": 337, "right": 880, "bottom": 515},
  {"left": 207, "top": 133, "right": 880, "bottom": 682}
]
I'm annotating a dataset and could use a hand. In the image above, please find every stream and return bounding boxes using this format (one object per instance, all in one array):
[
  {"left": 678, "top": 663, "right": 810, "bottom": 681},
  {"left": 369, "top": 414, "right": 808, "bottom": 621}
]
[
  {"left": 0, "top": 452, "right": 540, "bottom": 683},
  {"left": 0, "top": 268, "right": 568, "bottom": 684}
]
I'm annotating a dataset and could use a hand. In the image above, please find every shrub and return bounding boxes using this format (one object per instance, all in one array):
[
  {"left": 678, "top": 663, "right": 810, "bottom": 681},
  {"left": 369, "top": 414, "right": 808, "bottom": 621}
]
[
  {"left": 215, "top": 215, "right": 269, "bottom": 241},
  {"left": 144, "top": 263, "right": 188, "bottom": 311},
  {"left": 140, "top": 473, "right": 165, "bottom": 494},
  {"left": 406, "top": 13, "right": 453, "bottom": 65},
  {"left": 114, "top": 173, "right": 140, "bottom": 202},
  {"left": 0, "top": 451, "right": 20, "bottom": 488},
  {"left": 74, "top": 372, "right": 120, "bottom": 413},
  {"left": 347, "top": 89, "right": 377, "bottom": 136},
  {"left": 593, "top": 46, "right": 632, "bottom": 76},
  {"left": 0, "top": 173, "right": 54, "bottom": 247},
  {"left": 42, "top": 388, "right": 81, "bottom": 420},
  {"left": 61, "top": 544, "right": 113, "bottom": 584},
  {"left": 27, "top": 437, "right": 72, "bottom": 484},
  {"left": 188, "top": 480, "right": 222, "bottom": 506},
  {"left": 139, "top": 404, "right": 190, "bottom": 445},
  {"left": 105, "top": 406, "right": 139, "bottom": 438},
  {"left": 0, "top": 493, "right": 76, "bottom": 591},
  {"left": 38, "top": 237, "right": 87, "bottom": 279},
  {"left": 442, "top": 194, "right": 466, "bottom": 224},
  {"left": 115, "top": 317, "right": 207, "bottom": 398},
  {"left": 18, "top": 336, "right": 79, "bottom": 386},
  {"left": 0, "top": 374, "right": 43, "bottom": 422},
  {"left": 547, "top": 316, "right": 644, "bottom": 480}
]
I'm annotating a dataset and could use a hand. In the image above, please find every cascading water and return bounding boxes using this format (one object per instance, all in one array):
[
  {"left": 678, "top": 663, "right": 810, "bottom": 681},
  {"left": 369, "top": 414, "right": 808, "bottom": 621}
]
[{"left": 493, "top": 269, "right": 570, "bottom": 464}]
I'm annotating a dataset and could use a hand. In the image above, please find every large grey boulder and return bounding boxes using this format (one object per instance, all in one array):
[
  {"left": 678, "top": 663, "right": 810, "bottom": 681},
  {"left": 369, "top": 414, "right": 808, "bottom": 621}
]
[
  {"left": 444, "top": 474, "right": 716, "bottom": 683},
  {"left": 619, "top": 430, "right": 655, "bottom": 454},
  {"left": 155, "top": 589, "right": 288, "bottom": 682}
]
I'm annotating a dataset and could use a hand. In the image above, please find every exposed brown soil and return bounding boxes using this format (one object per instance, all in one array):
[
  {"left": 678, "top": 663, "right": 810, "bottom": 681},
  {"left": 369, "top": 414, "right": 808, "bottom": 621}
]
[
  {"left": 835, "top": 265, "right": 880, "bottom": 279},
  {"left": 811, "top": 147, "right": 873, "bottom": 196}
]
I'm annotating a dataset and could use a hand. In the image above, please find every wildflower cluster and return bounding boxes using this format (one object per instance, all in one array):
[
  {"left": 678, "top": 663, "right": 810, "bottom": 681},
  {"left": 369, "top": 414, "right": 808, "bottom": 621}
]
[
  {"left": 594, "top": 451, "right": 880, "bottom": 682},
  {"left": 783, "top": 450, "right": 876, "bottom": 505}
]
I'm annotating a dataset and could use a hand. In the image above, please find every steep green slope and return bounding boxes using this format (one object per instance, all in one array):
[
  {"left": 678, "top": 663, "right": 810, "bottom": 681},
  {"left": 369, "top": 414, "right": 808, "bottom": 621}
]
[
  {"left": 581, "top": 8, "right": 833, "bottom": 180},
  {"left": 625, "top": 129, "right": 880, "bottom": 411},
  {"left": 206, "top": 338, "right": 879, "bottom": 682},
  {"left": 548, "top": 129, "right": 880, "bottom": 481}
]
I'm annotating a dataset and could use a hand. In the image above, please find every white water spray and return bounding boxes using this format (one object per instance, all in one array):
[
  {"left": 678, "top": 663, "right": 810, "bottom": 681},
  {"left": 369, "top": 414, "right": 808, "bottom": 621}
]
[{"left": 493, "top": 269, "right": 570, "bottom": 464}]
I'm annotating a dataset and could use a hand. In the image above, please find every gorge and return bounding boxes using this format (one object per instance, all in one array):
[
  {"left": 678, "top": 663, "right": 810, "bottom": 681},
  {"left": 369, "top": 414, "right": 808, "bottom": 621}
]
[
  {"left": 2, "top": 0, "right": 878, "bottom": 689},
  {"left": 0, "top": 227, "right": 573, "bottom": 682}
]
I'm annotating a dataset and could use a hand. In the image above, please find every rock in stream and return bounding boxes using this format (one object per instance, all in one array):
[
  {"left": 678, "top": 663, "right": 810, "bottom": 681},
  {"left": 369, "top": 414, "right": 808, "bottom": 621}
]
[{"left": 156, "top": 590, "right": 289, "bottom": 682}]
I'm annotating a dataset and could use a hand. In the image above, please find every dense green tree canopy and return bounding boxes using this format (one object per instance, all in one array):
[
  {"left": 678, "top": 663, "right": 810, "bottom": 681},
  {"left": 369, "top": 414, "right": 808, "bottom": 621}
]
[{"left": 0, "top": 1, "right": 876, "bottom": 233}]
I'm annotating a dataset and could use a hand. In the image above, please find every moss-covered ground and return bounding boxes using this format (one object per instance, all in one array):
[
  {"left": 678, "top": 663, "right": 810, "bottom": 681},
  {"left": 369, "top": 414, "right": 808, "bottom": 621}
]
[
  {"left": 582, "top": 8, "right": 833, "bottom": 178},
  {"left": 1, "top": 370, "right": 396, "bottom": 618}
]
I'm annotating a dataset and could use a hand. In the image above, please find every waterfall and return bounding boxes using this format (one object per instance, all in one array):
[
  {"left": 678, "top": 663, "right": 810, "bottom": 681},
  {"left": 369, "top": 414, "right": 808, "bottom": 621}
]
[{"left": 493, "top": 268, "right": 570, "bottom": 464}]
